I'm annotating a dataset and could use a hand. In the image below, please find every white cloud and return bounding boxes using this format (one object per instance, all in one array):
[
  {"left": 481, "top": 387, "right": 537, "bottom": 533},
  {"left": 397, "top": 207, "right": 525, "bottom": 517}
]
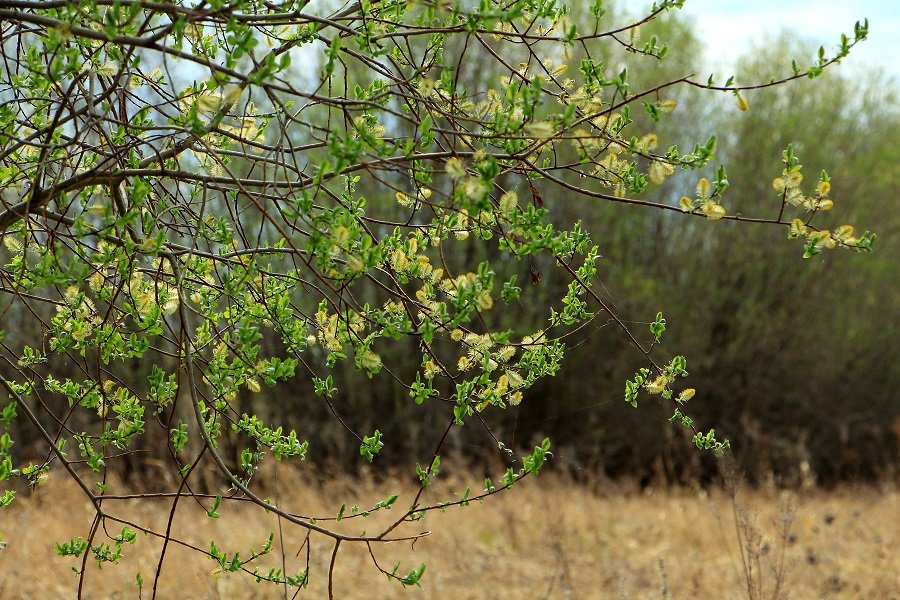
[{"left": 675, "top": 0, "right": 897, "bottom": 77}]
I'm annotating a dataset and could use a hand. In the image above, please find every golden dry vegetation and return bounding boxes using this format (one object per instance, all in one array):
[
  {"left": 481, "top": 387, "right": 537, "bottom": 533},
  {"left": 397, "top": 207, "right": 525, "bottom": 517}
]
[{"left": 0, "top": 468, "right": 897, "bottom": 599}]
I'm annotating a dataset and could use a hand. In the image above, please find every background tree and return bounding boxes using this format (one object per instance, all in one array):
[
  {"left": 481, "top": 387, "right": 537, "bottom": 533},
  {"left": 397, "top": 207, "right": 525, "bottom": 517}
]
[
  {"left": 0, "top": 0, "right": 878, "bottom": 595},
  {"left": 508, "top": 32, "right": 900, "bottom": 486}
]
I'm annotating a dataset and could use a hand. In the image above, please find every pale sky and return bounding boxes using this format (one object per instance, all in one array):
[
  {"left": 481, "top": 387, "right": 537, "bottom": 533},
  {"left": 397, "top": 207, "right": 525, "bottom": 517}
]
[{"left": 676, "top": 0, "right": 899, "bottom": 79}]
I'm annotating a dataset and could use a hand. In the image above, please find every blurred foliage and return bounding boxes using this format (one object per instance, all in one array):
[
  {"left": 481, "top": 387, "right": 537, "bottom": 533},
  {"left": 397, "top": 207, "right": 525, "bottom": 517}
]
[
  {"left": 255, "top": 25, "right": 900, "bottom": 487},
  {"left": 502, "top": 34, "right": 900, "bottom": 486},
  {"left": 1, "top": 4, "right": 893, "bottom": 492}
]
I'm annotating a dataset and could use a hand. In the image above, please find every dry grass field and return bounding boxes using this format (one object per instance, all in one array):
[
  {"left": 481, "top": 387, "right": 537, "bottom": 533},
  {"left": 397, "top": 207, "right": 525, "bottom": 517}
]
[{"left": 0, "top": 469, "right": 897, "bottom": 599}]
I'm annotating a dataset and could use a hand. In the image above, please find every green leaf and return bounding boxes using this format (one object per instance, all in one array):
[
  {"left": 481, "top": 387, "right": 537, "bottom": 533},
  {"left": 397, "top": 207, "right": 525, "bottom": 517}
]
[{"left": 207, "top": 494, "right": 222, "bottom": 519}]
